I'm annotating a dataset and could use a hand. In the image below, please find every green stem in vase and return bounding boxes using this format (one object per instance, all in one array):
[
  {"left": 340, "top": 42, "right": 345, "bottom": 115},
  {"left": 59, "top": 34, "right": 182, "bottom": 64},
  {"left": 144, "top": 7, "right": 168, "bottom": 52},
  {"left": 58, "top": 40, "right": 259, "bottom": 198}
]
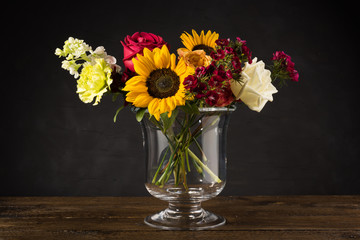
[
  {"left": 151, "top": 147, "right": 169, "bottom": 184},
  {"left": 150, "top": 111, "right": 223, "bottom": 188},
  {"left": 187, "top": 148, "right": 222, "bottom": 183}
]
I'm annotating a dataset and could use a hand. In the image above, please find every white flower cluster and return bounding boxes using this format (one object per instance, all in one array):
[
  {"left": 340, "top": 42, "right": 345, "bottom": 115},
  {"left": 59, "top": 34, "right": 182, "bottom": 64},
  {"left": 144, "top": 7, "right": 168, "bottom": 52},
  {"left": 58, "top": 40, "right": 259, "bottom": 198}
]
[
  {"left": 55, "top": 37, "right": 120, "bottom": 78},
  {"left": 55, "top": 37, "right": 92, "bottom": 78},
  {"left": 55, "top": 37, "right": 92, "bottom": 59}
]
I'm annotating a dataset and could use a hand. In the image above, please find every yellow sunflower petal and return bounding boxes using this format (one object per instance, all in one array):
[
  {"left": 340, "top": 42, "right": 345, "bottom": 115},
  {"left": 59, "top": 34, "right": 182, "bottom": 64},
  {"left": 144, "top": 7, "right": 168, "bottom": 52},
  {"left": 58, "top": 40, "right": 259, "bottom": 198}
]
[
  {"left": 137, "top": 51, "right": 156, "bottom": 71},
  {"left": 166, "top": 97, "right": 176, "bottom": 110},
  {"left": 157, "top": 45, "right": 170, "bottom": 68},
  {"left": 143, "top": 48, "right": 155, "bottom": 62},
  {"left": 125, "top": 91, "right": 141, "bottom": 103},
  {"left": 208, "top": 32, "right": 219, "bottom": 48},
  {"left": 133, "top": 57, "right": 152, "bottom": 77},
  {"left": 174, "top": 57, "right": 187, "bottom": 76},
  {"left": 170, "top": 53, "right": 176, "bottom": 71},
  {"left": 153, "top": 51, "right": 163, "bottom": 69},
  {"left": 148, "top": 98, "right": 161, "bottom": 120},
  {"left": 133, "top": 93, "right": 153, "bottom": 108},
  {"left": 123, "top": 83, "right": 148, "bottom": 92},
  {"left": 180, "top": 31, "right": 195, "bottom": 51},
  {"left": 159, "top": 99, "right": 168, "bottom": 114},
  {"left": 161, "top": 45, "right": 171, "bottom": 68},
  {"left": 205, "top": 30, "right": 212, "bottom": 46},
  {"left": 200, "top": 30, "right": 205, "bottom": 44},
  {"left": 123, "top": 76, "right": 146, "bottom": 91},
  {"left": 192, "top": 29, "right": 201, "bottom": 45},
  {"left": 175, "top": 94, "right": 186, "bottom": 105},
  {"left": 148, "top": 98, "right": 159, "bottom": 116}
]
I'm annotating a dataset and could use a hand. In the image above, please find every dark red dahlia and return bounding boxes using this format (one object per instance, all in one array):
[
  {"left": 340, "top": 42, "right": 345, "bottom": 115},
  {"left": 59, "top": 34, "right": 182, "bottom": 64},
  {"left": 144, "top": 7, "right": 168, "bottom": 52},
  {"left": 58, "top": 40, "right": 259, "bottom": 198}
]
[
  {"left": 208, "top": 75, "right": 224, "bottom": 88},
  {"left": 231, "top": 56, "right": 242, "bottom": 71},
  {"left": 184, "top": 75, "right": 198, "bottom": 90},
  {"left": 205, "top": 90, "right": 219, "bottom": 106},
  {"left": 210, "top": 49, "right": 225, "bottom": 60},
  {"left": 215, "top": 38, "right": 229, "bottom": 47}
]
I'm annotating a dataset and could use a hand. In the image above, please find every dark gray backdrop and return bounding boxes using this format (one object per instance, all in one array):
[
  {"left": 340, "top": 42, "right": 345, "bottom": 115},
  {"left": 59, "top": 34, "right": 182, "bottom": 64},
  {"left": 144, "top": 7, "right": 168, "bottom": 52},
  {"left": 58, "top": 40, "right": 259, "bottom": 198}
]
[{"left": 2, "top": 1, "right": 359, "bottom": 196}]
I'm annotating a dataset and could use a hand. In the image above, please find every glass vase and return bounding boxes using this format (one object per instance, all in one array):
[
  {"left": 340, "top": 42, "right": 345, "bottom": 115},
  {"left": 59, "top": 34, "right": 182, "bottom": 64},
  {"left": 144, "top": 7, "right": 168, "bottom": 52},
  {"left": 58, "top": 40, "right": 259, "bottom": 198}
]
[{"left": 140, "top": 106, "right": 235, "bottom": 230}]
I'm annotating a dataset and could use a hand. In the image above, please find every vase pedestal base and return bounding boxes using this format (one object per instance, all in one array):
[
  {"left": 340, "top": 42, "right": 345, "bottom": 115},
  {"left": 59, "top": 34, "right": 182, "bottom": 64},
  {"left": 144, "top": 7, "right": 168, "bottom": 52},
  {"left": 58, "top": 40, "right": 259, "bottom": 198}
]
[{"left": 144, "top": 202, "right": 226, "bottom": 230}]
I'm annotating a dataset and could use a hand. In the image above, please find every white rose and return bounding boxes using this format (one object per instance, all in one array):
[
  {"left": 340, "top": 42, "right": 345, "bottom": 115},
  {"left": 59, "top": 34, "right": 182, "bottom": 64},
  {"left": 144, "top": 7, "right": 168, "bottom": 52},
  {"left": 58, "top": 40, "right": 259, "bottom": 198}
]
[{"left": 230, "top": 58, "right": 278, "bottom": 112}]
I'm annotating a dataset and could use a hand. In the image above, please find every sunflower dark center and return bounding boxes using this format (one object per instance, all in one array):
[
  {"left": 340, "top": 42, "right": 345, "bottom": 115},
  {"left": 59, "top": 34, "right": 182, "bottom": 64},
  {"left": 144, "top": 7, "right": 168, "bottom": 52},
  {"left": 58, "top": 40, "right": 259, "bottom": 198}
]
[
  {"left": 192, "top": 44, "right": 214, "bottom": 55},
  {"left": 147, "top": 68, "right": 180, "bottom": 98}
]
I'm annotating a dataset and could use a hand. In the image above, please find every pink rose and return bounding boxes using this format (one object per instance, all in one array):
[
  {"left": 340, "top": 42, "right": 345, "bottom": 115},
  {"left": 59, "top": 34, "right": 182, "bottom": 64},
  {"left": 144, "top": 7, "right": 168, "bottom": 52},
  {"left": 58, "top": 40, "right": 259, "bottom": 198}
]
[{"left": 121, "top": 32, "right": 169, "bottom": 72}]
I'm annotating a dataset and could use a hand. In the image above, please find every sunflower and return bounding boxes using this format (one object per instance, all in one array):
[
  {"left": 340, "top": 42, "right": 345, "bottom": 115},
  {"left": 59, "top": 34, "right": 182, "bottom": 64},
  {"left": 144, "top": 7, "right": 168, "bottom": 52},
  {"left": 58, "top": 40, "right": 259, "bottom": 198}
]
[
  {"left": 179, "top": 30, "right": 219, "bottom": 55},
  {"left": 123, "top": 45, "right": 191, "bottom": 121}
]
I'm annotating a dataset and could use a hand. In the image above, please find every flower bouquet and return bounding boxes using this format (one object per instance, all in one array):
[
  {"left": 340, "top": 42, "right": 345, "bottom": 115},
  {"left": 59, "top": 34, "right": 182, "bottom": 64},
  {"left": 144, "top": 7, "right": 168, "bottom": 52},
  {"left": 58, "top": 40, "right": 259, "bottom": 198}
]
[{"left": 55, "top": 30, "right": 298, "bottom": 230}]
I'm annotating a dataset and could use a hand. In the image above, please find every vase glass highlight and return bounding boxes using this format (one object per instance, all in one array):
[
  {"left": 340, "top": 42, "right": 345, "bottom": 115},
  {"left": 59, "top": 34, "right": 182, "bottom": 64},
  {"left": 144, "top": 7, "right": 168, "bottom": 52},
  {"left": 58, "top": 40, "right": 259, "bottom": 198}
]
[{"left": 140, "top": 106, "right": 235, "bottom": 230}]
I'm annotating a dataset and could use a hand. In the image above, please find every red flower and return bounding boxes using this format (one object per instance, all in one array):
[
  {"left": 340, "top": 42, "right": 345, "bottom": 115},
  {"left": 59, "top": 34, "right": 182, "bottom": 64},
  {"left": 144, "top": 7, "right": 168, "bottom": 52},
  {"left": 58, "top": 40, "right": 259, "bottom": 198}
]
[
  {"left": 226, "top": 70, "right": 233, "bottom": 79},
  {"left": 110, "top": 67, "right": 136, "bottom": 92},
  {"left": 195, "top": 82, "right": 208, "bottom": 99},
  {"left": 224, "top": 47, "right": 234, "bottom": 54},
  {"left": 208, "top": 75, "right": 223, "bottom": 88},
  {"left": 184, "top": 75, "right": 198, "bottom": 90},
  {"left": 121, "top": 32, "right": 169, "bottom": 72},
  {"left": 214, "top": 87, "right": 234, "bottom": 107},
  {"left": 236, "top": 37, "right": 252, "bottom": 64},
  {"left": 205, "top": 62, "right": 216, "bottom": 75},
  {"left": 195, "top": 66, "right": 207, "bottom": 77},
  {"left": 236, "top": 37, "right": 246, "bottom": 44},
  {"left": 231, "top": 56, "right": 242, "bottom": 71},
  {"left": 272, "top": 51, "right": 299, "bottom": 82},
  {"left": 210, "top": 49, "right": 225, "bottom": 60},
  {"left": 289, "top": 69, "right": 299, "bottom": 82},
  {"left": 242, "top": 44, "right": 252, "bottom": 64},
  {"left": 213, "top": 65, "right": 227, "bottom": 79},
  {"left": 205, "top": 90, "right": 219, "bottom": 106},
  {"left": 215, "top": 38, "right": 229, "bottom": 47}
]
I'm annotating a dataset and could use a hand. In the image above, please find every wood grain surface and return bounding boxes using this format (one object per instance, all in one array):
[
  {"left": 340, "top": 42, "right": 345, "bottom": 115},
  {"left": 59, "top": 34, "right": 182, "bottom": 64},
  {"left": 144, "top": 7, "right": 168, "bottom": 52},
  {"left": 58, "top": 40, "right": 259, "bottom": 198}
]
[{"left": 0, "top": 196, "right": 359, "bottom": 239}]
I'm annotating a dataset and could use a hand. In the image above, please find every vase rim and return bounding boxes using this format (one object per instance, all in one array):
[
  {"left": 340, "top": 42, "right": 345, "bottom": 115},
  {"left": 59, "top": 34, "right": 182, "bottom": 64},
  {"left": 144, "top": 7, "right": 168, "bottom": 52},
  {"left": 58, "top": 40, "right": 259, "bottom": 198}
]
[
  {"left": 198, "top": 106, "right": 236, "bottom": 112},
  {"left": 133, "top": 105, "right": 237, "bottom": 115}
]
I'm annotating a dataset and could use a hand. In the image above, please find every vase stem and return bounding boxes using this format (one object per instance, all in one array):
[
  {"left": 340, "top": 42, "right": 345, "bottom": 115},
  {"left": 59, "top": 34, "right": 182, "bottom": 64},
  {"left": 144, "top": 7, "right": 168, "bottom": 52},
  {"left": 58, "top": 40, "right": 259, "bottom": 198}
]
[
  {"left": 166, "top": 201, "right": 203, "bottom": 220},
  {"left": 144, "top": 200, "right": 226, "bottom": 230}
]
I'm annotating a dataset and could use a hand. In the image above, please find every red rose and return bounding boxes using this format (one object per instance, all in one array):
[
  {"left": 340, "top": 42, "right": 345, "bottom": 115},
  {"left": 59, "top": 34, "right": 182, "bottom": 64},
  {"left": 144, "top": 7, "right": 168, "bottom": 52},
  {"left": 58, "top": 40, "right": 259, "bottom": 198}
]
[{"left": 121, "top": 32, "right": 169, "bottom": 72}]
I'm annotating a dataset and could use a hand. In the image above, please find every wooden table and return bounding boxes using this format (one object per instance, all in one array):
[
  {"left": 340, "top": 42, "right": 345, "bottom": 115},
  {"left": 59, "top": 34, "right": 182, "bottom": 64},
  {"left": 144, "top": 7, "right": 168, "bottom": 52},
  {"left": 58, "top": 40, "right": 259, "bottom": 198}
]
[{"left": 0, "top": 196, "right": 359, "bottom": 239}]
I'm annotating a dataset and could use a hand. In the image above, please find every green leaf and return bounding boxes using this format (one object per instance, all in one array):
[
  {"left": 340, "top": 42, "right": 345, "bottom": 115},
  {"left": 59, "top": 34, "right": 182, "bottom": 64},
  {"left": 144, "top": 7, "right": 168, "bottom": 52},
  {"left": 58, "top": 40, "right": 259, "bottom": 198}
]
[
  {"left": 160, "top": 109, "right": 178, "bottom": 132},
  {"left": 182, "top": 102, "right": 199, "bottom": 115},
  {"left": 113, "top": 105, "right": 125, "bottom": 123},
  {"left": 136, "top": 108, "right": 147, "bottom": 122}
]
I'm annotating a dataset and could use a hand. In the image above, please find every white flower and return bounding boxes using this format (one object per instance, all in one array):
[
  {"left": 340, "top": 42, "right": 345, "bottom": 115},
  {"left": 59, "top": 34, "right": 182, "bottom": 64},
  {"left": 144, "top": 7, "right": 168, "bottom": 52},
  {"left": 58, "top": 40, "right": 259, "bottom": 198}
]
[
  {"left": 90, "top": 46, "right": 118, "bottom": 66},
  {"left": 61, "top": 60, "right": 81, "bottom": 78},
  {"left": 56, "top": 37, "right": 92, "bottom": 60},
  {"left": 55, "top": 48, "right": 63, "bottom": 56},
  {"left": 230, "top": 58, "right": 278, "bottom": 112}
]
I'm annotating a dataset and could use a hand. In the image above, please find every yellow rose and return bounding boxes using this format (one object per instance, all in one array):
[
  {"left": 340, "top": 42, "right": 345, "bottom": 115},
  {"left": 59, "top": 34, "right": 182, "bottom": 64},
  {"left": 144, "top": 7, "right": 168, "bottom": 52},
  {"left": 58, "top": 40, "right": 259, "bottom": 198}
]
[
  {"left": 177, "top": 48, "right": 211, "bottom": 68},
  {"left": 76, "top": 58, "right": 113, "bottom": 105}
]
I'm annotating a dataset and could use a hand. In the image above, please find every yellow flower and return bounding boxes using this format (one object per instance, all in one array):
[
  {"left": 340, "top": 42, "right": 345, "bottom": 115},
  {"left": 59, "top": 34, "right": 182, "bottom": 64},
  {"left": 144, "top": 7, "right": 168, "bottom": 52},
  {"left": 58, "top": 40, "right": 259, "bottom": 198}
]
[
  {"left": 76, "top": 58, "right": 112, "bottom": 105},
  {"left": 177, "top": 49, "right": 212, "bottom": 68},
  {"left": 178, "top": 30, "right": 219, "bottom": 55},
  {"left": 123, "top": 45, "right": 192, "bottom": 121}
]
